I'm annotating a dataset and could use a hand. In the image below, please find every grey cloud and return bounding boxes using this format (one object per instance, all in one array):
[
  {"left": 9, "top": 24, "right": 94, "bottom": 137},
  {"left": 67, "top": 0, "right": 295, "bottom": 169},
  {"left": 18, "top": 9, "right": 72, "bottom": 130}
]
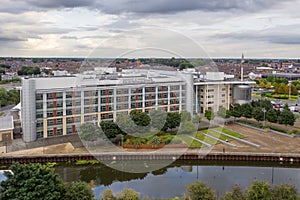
[
  {"left": 61, "top": 35, "right": 78, "bottom": 40},
  {"left": 25, "top": 0, "right": 96, "bottom": 9},
  {"left": 0, "top": 36, "right": 26, "bottom": 42},
  {"left": 215, "top": 29, "right": 300, "bottom": 45},
  {"left": 1, "top": 0, "right": 294, "bottom": 14},
  {"left": 94, "top": 0, "right": 293, "bottom": 14}
]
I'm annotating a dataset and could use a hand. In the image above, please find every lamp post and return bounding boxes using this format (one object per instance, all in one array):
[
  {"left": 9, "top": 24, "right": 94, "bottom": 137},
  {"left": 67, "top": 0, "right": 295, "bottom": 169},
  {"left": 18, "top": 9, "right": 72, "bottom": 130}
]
[{"left": 262, "top": 108, "right": 266, "bottom": 127}]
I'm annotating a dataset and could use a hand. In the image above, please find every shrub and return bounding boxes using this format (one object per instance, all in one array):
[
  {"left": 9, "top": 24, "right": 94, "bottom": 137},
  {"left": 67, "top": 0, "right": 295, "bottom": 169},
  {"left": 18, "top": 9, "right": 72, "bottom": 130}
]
[
  {"left": 272, "top": 184, "right": 298, "bottom": 200},
  {"left": 186, "top": 181, "right": 216, "bottom": 200}
]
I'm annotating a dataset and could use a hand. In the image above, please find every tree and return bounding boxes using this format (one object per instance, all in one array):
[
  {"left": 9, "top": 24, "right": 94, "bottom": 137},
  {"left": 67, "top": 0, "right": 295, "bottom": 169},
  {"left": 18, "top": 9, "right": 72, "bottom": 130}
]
[
  {"left": 266, "top": 82, "right": 272, "bottom": 89},
  {"left": 116, "top": 114, "right": 137, "bottom": 135},
  {"left": 205, "top": 110, "right": 215, "bottom": 121},
  {"left": 79, "top": 123, "right": 103, "bottom": 141},
  {"left": 63, "top": 181, "right": 95, "bottom": 200},
  {"left": 149, "top": 109, "right": 167, "bottom": 131},
  {"left": 186, "top": 181, "right": 216, "bottom": 200},
  {"left": 180, "top": 120, "right": 197, "bottom": 134},
  {"left": 252, "top": 107, "right": 264, "bottom": 122},
  {"left": 241, "top": 103, "right": 253, "bottom": 119},
  {"left": 181, "top": 110, "right": 192, "bottom": 122},
  {"left": 246, "top": 180, "right": 272, "bottom": 200},
  {"left": 163, "top": 112, "right": 181, "bottom": 131},
  {"left": 192, "top": 115, "right": 202, "bottom": 130},
  {"left": 231, "top": 103, "right": 242, "bottom": 120},
  {"left": 272, "top": 184, "right": 298, "bottom": 200},
  {"left": 129, "top": 110, "right": 151, "bottom": 133},
  {"left": 260, "top": 81, "right": 265, "bottom": 88},
  {"left": 100, "top": 120, "right": 122, "bottom": 138},
  {"left": 275, "top": 83, "right": 286, "bottom": 94},
  {"left": 222, "top": 185, "right": 246, "bottom": 200},
  {"left": 266, "top": 108, "right": 278, "bottom": 123},
  {"left": 217, "top": 107, "right": 231, "bottom": 119},
  {"left": 278, "top": 110, "right": 296, "bottom": 127},
  {"left": 0, "top": 163, "right": 65, "bottom": 200}
]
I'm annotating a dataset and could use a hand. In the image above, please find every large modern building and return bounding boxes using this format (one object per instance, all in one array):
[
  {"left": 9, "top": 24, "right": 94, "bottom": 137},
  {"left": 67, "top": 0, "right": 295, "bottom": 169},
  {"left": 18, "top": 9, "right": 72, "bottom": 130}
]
[{"left": 21, "top": 69, "right": 254, "bottom": 142}]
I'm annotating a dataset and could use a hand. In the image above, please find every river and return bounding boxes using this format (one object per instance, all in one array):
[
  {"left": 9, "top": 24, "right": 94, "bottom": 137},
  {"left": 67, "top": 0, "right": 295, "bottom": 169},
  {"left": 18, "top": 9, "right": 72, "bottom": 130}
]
[{"left": 52, "top": 160, "right": 300, "bottom": 199}]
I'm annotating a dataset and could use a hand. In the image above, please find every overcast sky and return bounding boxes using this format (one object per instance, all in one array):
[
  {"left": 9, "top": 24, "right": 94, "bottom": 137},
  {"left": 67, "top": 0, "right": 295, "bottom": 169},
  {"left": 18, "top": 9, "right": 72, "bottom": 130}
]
[{"left": 0, "top": 0, "right": 300, "bottom": 58}]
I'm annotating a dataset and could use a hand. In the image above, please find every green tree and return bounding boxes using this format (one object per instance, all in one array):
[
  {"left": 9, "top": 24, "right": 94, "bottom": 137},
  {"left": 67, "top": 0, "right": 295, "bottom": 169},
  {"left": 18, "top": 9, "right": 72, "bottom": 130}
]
[
  {"left": 217, "top": 107, "right": 231, "bottom": 119},
  {"left": 149, "top": 109, "right": 167, "bottom": 131},
  {"left": 205, "top": 110, "right": 215, "bottom": 121},
  {"left": 181, "top": 110, "right": 192, "bottom": 122},
  {"left": 246, "top": 180, "right": 272, "bottom": 200},
  {"left": 275, "top": 83, "right": 286, "bottom": 94},
  {"left": 231, "top": 103, "right": 242, "bottom": 120},
  {"left": 130, "top": 110, "right": 151, "bottom": 133},
  {"left": 186, "top": 181, "right": 216, "bottom": 200},
  {"left": 163, "top": 112, "right": 181, "bottom": 131},
  {"left": 100, "top": 120, "right": 122, "bottom": 138},
  {"left": 192, "top": 115, "right": 202, "bottom": 130},
  {"left": 278, "top": 110, "right": 296, "bottom": 127},
  {"left": 79, "top": 123, "right": 103, "bottom": 141},
  {"left": 241, "top": 103, "right": 253, "bottom": 119},
  {"left": 180, "top": 120, "right": 197, "bottom": 134},
  {"left": 0, "top": 163, "right": 65, "bottom": 200},
  {"left": 116, "top": 114, "right": 137, "bottom": 135},
  {"left": 252, "top": 107, "right": 264, "bottom": 122},
  {"left": 222, "top": 185, "right": 246, "bottom": 200},
  {"left": 271, "top": 184, "right": 298, "bottom": 200},
  {"left": 266, "top": 108, "right": 278, "bottom": 123},
  {"left": 63, "top": 181, "right": 95, "bottom": 200}
]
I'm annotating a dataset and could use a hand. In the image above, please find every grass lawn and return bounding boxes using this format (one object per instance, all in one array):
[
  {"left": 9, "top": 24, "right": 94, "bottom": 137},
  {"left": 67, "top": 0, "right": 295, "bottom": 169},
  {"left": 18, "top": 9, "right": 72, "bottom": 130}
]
[
  {"left": 175, "top": 134, "right": 204, "bottom": 148},
  {"left": 204, "top": 130, "right": 233, "bottom": 141},
  {"left": 193, "top": 132, "right": 219, "bottom": 145},
  {"left": 213, "top": 127, "right": 245, "bottom": 138}
]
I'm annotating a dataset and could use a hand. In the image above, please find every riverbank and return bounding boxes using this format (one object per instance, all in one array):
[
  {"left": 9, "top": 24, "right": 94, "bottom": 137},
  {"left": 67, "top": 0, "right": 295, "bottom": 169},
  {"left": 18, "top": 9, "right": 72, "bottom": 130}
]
[{"left": 1, "top": 151, "right": 300, "bottom": 164}]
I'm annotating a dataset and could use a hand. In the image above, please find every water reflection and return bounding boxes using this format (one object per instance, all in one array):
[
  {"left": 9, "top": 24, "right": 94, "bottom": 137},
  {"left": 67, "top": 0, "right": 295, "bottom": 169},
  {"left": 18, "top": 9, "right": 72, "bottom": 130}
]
[{"left": 55, "top": 161, "right": 300, "bottom": 199}]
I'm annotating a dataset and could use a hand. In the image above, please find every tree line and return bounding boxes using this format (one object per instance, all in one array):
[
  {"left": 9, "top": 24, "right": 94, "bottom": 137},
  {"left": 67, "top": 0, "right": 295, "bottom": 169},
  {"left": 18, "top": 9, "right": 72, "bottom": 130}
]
[
  {"left": 0, "top": 88, "right": 20, "bottom": 107},
  {"left": 79, "top": 109, "right": 205, "bottom": 142}
]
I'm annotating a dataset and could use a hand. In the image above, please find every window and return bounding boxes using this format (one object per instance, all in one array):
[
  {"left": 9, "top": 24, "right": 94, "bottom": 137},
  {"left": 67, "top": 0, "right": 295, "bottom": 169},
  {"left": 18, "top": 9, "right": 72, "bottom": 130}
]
[
  {"left": 222, "top": 88, "right": 226, "bottom": 91},
  {"left": 56, "top": 92, "right": 63, "bottom": 99},
  {"left": 101, "top": 106, "right": 112, "bottom": 112},
  {"left": 101, "top": 113, "right": 113, "bottom": 120},
  {"left": 47, "top": 111, "right": 53, "bottom": 117},
  {"left": 207, "top": 95, "right": 214, "bottom": 98},
  {"left": 57, "top": 129, "right": 63, "bottom": 136},
  {"left": 222, "top": 94, "right": 226, "bottom": 97},
  {"left": 57, "top": 118, "right": 63, "bottom": 125},
  {"left": 36, "top": 102, "right": 43, "bottom": 109},
  {"left": 117, "top": 89, "right": 128, "bottom": 95},
  {"left": 37, "top": 131, "right": 43, "bottom": 138},
  {"left": 47, "top": 129, "right": 54, "bottom": 137},
  {"left": 47, "top": 93, "right": 54, "bottom": 99},
  {"left": 36, "top": 112, "right": 43, "bottom": 119},
  {"left": 222, "top": 100, "right": 226, "bottom": 103},
  {"left": 207, "top": 89, "right": 214, "bottom": 92},
  {"left": 36, "top": 94, "right": 43, "bottom": 101},
  {"left": 101, "top": 89, "right": 113, "bottom": 96}
]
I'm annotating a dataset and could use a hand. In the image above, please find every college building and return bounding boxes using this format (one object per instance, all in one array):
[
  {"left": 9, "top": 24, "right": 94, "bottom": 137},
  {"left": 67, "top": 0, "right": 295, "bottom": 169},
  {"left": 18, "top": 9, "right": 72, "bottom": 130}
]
[{"left": 21, "top": 69, "right": 254, "bottom": 142}]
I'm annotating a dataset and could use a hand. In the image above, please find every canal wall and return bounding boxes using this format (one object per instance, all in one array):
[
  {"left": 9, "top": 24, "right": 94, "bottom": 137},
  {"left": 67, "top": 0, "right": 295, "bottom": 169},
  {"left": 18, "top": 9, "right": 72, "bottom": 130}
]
[{"left": 1, "top": 152, "right": 300, "bottom": 164}]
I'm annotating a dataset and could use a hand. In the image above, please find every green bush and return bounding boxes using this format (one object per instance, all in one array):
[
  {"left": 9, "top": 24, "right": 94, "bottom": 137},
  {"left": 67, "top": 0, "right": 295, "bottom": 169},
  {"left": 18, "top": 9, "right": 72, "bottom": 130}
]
[{"left": 186, "top": 181, "right": 216, "bottom": 200}]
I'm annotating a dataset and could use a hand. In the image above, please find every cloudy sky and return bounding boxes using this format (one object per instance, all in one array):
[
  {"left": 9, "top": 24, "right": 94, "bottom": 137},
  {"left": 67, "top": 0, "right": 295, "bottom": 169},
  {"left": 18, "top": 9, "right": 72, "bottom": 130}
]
[{"left": 0, "top": 0, "right": 300, "bottom": 58}]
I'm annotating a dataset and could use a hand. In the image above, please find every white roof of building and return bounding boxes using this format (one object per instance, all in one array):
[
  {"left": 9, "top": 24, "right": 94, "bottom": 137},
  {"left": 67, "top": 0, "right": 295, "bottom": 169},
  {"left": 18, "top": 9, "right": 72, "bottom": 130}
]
[{"left": 0, "top": 115, "right": 14, "bottom": 131}]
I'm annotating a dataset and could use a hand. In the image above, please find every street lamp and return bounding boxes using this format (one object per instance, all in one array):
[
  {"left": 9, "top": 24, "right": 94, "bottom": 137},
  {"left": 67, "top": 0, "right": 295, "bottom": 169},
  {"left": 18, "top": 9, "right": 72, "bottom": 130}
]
[{"left": 262, "top": 108, "right": 266, "bottom": 127}]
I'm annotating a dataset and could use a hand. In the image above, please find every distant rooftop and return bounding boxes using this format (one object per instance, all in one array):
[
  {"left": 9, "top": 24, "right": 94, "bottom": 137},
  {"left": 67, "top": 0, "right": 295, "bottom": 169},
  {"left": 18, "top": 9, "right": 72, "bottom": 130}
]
[{"left": 0, "top": 115, "right": 14, "bottom": 131}]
